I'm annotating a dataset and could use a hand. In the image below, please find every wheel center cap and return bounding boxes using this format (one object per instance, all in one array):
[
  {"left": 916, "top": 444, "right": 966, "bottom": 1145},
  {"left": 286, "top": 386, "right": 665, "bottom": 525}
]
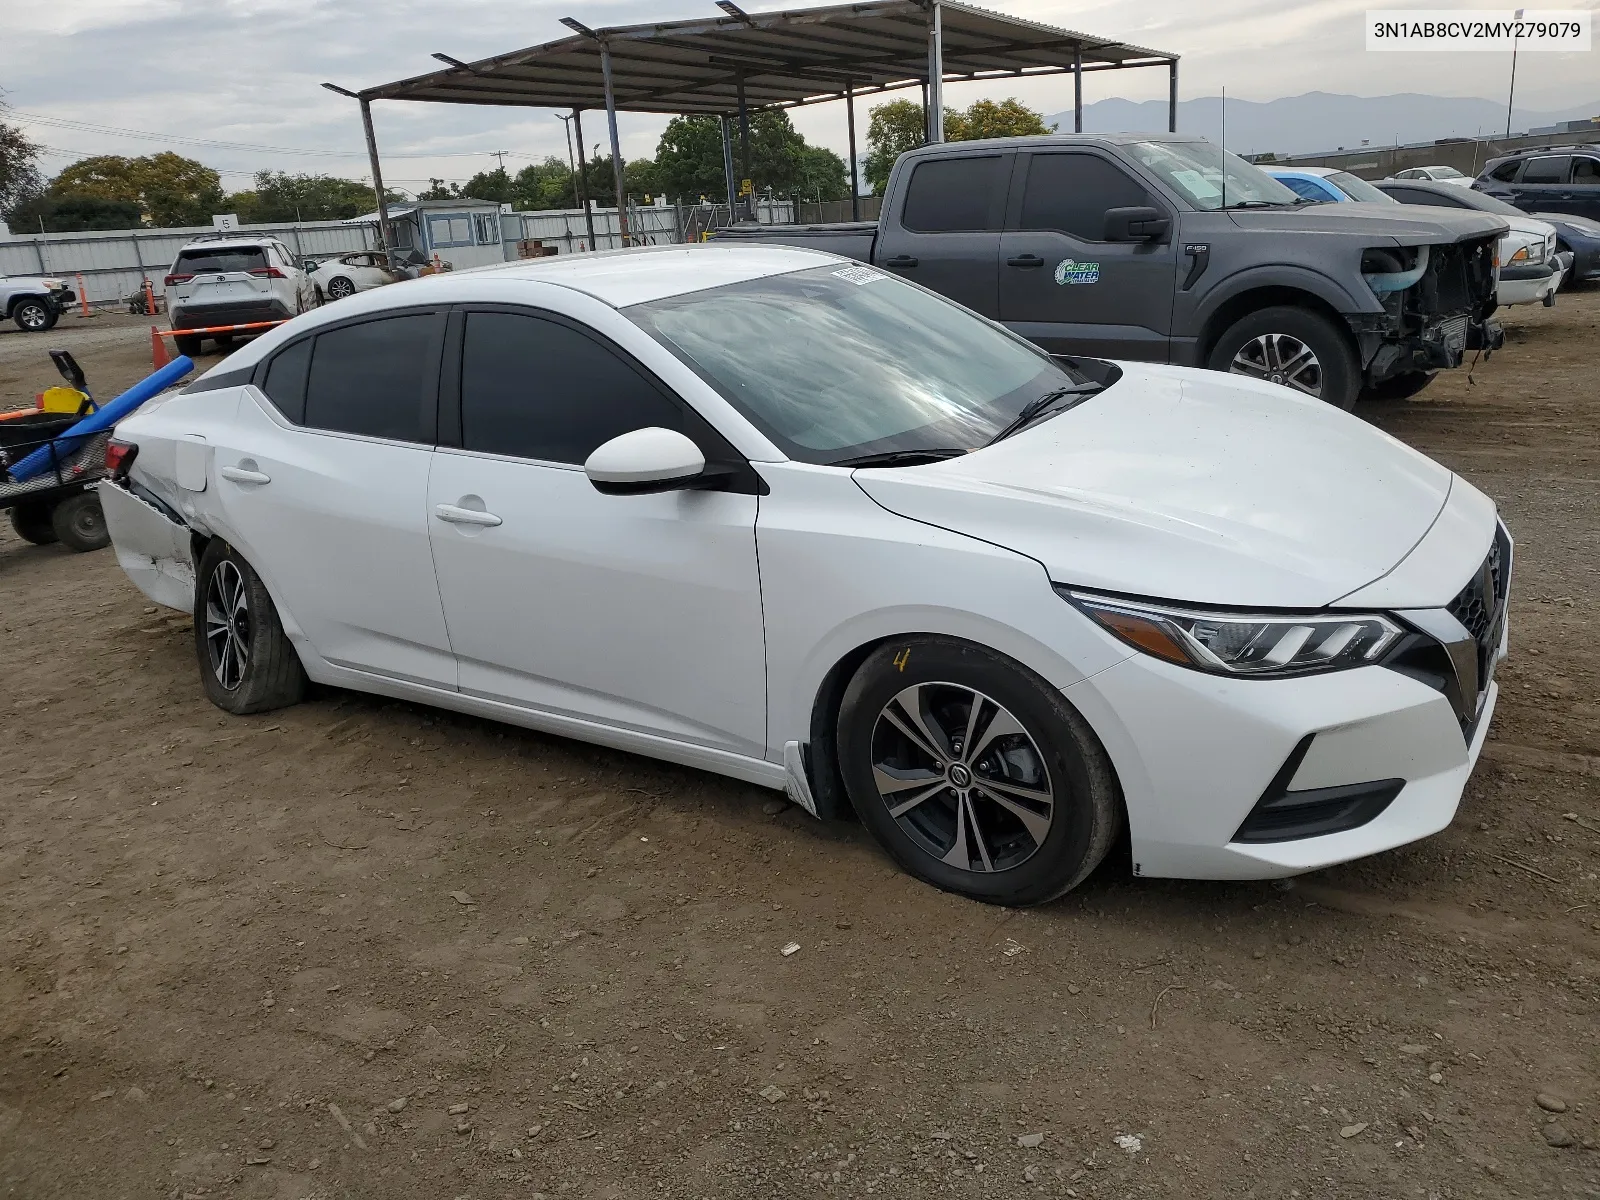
[
  {"left": 1270, "top": 372, "right": 1284, "bottom": 384},
  {"left": 947, "top": 763, "right": 973, "bottom": 789}
]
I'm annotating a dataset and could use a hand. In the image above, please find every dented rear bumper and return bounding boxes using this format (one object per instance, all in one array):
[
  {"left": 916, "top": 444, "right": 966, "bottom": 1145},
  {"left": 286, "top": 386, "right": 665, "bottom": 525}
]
[{"left": 98, "top": 479, "right": 195, "bottom": 612}]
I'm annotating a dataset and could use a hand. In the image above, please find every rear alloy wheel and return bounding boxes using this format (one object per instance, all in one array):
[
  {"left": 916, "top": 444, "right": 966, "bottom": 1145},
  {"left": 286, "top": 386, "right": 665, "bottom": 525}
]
[
  {"left": 837, "top": 637, "right": 1120, "bottom": 905},
  {"left": 326, "top": 276, "right": 357, "bottom": 300},
  {"left": 1209, "top": 306, "right": 1360, "bottom": 410},
  {"left": 12, "top": 299, "right": 56, "bottom": 332},
  {"left": 50, "top": 491, "right": 109, "bottom": 552},
  {"left": 194, "top": 540, "right": 306, "bottom": 714},
  {"left": 1360, "top": 370, "right": 1438, "bottom": 402},
  {"left": 9, "top": 502, "right": 58, "bottom": 545}
]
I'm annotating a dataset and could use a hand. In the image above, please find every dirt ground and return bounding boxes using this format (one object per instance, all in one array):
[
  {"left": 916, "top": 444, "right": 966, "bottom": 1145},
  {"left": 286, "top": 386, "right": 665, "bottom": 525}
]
[{"left": 1, "top": 295, "right": 1597, "bottom": 1200}]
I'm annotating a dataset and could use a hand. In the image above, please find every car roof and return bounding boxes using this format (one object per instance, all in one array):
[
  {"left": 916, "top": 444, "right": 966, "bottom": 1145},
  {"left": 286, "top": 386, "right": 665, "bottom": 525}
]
[
  {"left": 1270, "top": 166, "right": 1339, "bottom": 178},
  {"left": 178, "top": 236, "right": 282, "bottom": 250}
]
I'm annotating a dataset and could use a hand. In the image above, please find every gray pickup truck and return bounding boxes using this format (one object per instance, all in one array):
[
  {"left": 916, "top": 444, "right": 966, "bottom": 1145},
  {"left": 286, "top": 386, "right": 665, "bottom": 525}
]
[{"left": 718, "top": 133, "right": 1507, "bottom": 408}]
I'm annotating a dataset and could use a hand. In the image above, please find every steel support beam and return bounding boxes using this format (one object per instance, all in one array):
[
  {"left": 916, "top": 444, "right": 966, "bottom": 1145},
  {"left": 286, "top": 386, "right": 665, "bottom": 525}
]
[
  {"left": 600, "top": 42, "right": 631, "bottom": 246},
  {"left": 925, "top": 0, "right": 944, "bottom": 143},
  {"left": 358, "top": 98, "right": 395, "bottom": 262},
  {"left": 1073, "top": 49, "right": 1083, "bottom": 132},
  {"left": 737, "top": 74, "right": 752, "bottom": 219},
  {"left": 845, "top": 80, "right": 860, "bottom": 221},
  {"left": 720, "top": 114, "right": 737, "bottom": 209},
  {"left": 1169, "top": 59, "right": 1179, "bottom": 132},
  {"left": 572, "top": 108, "right": 598, "bottom": 250}
]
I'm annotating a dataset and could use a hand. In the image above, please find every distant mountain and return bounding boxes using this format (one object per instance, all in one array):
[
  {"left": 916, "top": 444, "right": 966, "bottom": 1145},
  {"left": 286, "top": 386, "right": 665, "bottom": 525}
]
[{"left": 1045, "top": 92, "right": 1600, "bottom": 156}]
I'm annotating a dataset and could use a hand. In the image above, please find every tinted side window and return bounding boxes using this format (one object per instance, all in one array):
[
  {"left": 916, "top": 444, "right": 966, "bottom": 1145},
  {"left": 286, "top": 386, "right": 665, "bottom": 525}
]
[
  {"left": 1419, "top": 189, "right": 1466, "bottom": 207},
  {"left": 1521, "top": 156, "right": 1571, "bottom": 184},
  {"left": 1384, "top": 187, "right": 1432, "bottom": 205},
  {"left": 1019, "top": 154, "right": 1152, "bottom": 240},
  {"left": 1488, "top": 160, "right": 1521, "bottom": 182},
  {"left": 459, "top": 312, "right": 683, "bottom": 465},
  {"left": 901, "top": 156, "right": 1005, "bottom": 232},
  {"left": 304, "top": 314, "right": 437, "bottom": 442},
  {"left": 260, "top": 338, "right": 312, "bottom": 424},
  {"left": 1573, "top": 157, "right": 1600, "bottom": 184}
]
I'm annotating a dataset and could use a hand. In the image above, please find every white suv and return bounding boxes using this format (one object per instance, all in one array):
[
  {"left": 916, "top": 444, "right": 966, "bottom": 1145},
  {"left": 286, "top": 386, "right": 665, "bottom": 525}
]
[{"left": 164, "top": 235, "right": 313, "bottom": 356}]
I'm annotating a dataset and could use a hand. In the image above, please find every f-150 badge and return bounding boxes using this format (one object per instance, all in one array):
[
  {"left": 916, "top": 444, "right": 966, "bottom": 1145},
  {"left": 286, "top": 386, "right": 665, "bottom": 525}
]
[{"left": 1054, "top": 258, "right": 1100, "bottom": 285}]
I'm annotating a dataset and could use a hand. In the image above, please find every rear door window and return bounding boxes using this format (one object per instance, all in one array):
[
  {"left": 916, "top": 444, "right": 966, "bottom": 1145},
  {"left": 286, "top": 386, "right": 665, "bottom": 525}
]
[
  {"left": 303, "top": 313, "right": 441, "bottom": 443},
  {"left": 901, "top": 156, "right": 1006, "bottom": 232},
  {"left": 1573, "top": 157, "right": 1600, "bottom": 185},
  {"left": 458, "top": 311, "right": 683, "bottom": 465},
  {"left": 1018, "top": 153, "right": 1153, "bottom": 240},
  {"left": 1520, "top": 156, "right": 1572, "bottom": 184},
  {"left": 260, "top": 338, "right": 312, "bottom": 424},
  {"left": 176, "top": 246, "right": 267, "bottom": 275}
]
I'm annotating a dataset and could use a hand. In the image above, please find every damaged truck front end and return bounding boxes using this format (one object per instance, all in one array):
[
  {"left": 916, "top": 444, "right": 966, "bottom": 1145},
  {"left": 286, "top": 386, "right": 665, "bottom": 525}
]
[{"left": 1353, "top": 233, "right": 1503, "bottom": 386}]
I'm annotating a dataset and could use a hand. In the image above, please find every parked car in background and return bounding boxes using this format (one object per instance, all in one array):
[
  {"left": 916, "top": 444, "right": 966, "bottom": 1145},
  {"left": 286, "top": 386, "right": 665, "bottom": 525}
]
[
  {"left": 1374, "top": 179, "right": 1566, "bottom": 309},
  {"left": 719, "top": 134, "right": 1507, "bottom": 410},
  {"left": 307, "top": 251, "right": 402, "bottom": 303},
  {"left": 1393, "top": 165, "right": 1474, "bottom": 186},
  {"left": 163, "top": 235, "right": 313, "bottom": 357},
  {"left": 1266, "top": 166, "right": 1398, "bottom": 205},
  {"left": 100, "top": 245, "right": 1510, "bottom": 905},
  {"left": 1529, "top": 212, "right": 1600, "bottom": 285},
  {"left": 0, "top": 272, "right": 75, "bottom": 333},
  {"left": 1476, "top": 146, "right": 1600, "bottom": 221}
]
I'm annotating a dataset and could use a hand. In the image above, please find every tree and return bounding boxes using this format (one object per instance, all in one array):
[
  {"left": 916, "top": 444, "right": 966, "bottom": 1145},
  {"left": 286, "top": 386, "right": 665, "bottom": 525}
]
[
  {"left": 512, "top": 158, "right": 574, "bottom": 209},
  {"left": 51, "top": 151, "right": 225, "bottom": 226},
  {"left": 232, "top": 171, "right": 377, "bottom": 222},
  {"left": 655, "top": 115, "right": 727, "bottom": 203},
  {"left": 6, "top": 193, "right": 143, "bottom": 233},
  {"left": 945, "top": 98, "right": 1054, "bottom": 141},
  {"left": 793, "top": 144, "right": 849, "bottom": 202},
  {"left": 418, "top": 178, "right": 460, "bottom": 200},
  {"left": 0, "top": 106, "right": 43, "bottom": 221},
  {"left": 458, "top": 167, "right": 516, "bottom": 205},
  {"left": 863, "top": 99, "right": 925, "bottom": 193}
]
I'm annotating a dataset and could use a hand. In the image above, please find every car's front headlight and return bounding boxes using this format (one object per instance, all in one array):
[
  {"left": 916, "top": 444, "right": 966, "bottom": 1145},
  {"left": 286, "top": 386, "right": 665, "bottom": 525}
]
[
  {"left": 40, "top": 278, "right": 66, "bottom": 290},
  {"left": 1062, "top": 590, "right": 1404, "bottom": 678},
  {"left": 1507, "top": 242, "right": 1544, "bottom": 265}
]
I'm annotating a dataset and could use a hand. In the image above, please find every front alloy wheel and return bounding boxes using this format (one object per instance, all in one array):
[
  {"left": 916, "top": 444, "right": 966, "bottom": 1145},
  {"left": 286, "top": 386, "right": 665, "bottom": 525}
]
[
  {"left": 1229, "top": 332, "right": 1323, "bottom": 397},
  {"left": 872, "top": 683, "right": 1054, "bottom": 873}
]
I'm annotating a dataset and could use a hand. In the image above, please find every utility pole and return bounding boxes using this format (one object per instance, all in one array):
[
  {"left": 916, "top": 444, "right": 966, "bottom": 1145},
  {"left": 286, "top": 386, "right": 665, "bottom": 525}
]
[
  {"left": 1505, "top": 7, "right": 1525, "bottom": 138},
  {"left": 491, "top": 150, "right": 509, "bottom": 172},
  {"left": 555, "top": 114, "right": 579, "bottom": 206}
]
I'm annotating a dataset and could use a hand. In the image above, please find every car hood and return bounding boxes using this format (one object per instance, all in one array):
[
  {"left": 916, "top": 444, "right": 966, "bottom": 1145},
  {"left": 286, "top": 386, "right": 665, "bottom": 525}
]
[
  {"left": 853, "top": 362, "right": 1455, "bottom": 609},
  {"left": 1227, "top": 202, "right": 1507, "bottom": 245}
]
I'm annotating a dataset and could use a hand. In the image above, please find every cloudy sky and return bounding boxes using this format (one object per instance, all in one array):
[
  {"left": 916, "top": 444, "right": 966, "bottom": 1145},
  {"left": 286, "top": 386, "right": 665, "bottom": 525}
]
[{"left": 2, "top": 0, "right": 1595, "bottom": 195}]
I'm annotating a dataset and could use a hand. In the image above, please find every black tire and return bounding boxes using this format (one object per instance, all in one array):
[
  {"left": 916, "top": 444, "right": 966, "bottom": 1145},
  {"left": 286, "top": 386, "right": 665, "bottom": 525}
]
[
  {"left": 12, "top": 299, "right": 57, "bottom": 333},
  {"left": 173, "top": 334, "right": 204, "bottom": 357},
  {"left": 1208, "top": 305, "right": 1361, "bottom": 410},
  {"left": 50, "top": 491, "right": 109, "bottom": 552},
  {"left": 836, "top": 636, "right": 1120, "bottom": 906},
  {"left": 326, "top": 276, "right": 356, "bottom": 300},
  {"left": 193, "top": 540, "right": 307, "bottom": 715},
  {"left": 9, "top": 502, "right": 58, "bottom": 545},
  {"left": 1360, "top": 370, "right": 1438, "bottom": 402}
]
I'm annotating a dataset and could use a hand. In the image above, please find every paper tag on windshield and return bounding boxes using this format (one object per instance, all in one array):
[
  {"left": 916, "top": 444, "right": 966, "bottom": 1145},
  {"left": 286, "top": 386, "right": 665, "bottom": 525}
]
[
  {"left": 833, "top": 265, "right": 886, "bottom": 285},
  {"left": 1172, "top": 168, "right": 1222, "bottom": 201}
]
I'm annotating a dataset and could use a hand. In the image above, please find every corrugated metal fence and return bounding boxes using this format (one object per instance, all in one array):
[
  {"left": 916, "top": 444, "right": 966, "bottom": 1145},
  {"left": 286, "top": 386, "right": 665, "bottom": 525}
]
[
  {"left": 2, "top": 199, "right": 801, "bottom": 307},
  {"left": 0, "top": 220, "right": 380, "bottom": 307}
]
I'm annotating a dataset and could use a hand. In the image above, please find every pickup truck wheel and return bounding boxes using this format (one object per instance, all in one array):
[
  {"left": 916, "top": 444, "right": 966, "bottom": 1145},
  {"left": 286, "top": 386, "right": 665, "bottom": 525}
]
[
  {"left": 50, "top": 492, "right": 109, "bottom": 552},
  {"left": 173, "top": 334, "right": 204, "bottom": 357},
  {"left": 194, "top": 540, "right": 307, "bottom": 715},
  {"left": 1209, "top": 307, "right": 1359, "bottom": 410},
  {"left": 12, "top": 298, "right": 57, "bottom": 332},
  {"left": 9, "top": 502, "right": 58, "bottom": 545},
  {"left": 1360, "top": 370, "right": 1437, "bottom": 402},
  {"left": 836, "top": 636, "right": 1120, "bottom": 906}
]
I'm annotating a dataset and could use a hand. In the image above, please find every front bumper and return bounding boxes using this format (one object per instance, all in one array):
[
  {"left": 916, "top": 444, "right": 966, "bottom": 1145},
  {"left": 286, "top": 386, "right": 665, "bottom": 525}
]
[
  {"left": 48, "top": 287, "right": 75, "bottom": 312},
  {"left": 1497, "top": 261, "right": 1559, "bottom": 307},
  {"left": 1357, "top": 311, "right": 1500, "bottom": 381}
]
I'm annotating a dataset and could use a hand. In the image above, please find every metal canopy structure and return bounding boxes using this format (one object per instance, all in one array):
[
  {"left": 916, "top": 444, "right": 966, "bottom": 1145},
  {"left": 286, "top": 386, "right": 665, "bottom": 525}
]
[{"left": 331, "top": 1, "right": 1180, "bottom": 247}]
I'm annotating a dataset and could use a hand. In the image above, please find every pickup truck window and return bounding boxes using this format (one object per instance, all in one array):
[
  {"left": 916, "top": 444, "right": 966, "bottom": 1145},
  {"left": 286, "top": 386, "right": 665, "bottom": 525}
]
[
  {"left": 627, "top": 264, "right": 1088, "bottom": 465},
  {"left": 1019, "top": 153, "right": 1152, "bottom": 239},
  {"left": 902, "top": 155, "right": 1006, "bottom": 232},
  {"left": 1126, "top": 140, "right": 1300, "bottom": 211}
]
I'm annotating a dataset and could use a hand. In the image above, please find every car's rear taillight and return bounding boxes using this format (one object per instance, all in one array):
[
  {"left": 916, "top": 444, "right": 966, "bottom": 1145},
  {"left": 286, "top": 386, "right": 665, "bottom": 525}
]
[
  {"left": 249, "top": 267, "right": 287, "bottom": 279},
  {"left": 164, "top": 273, "right": 194, "bottom": 286},
  {"left": 105, "top": 439, "right": 137, "bottom": 478}
]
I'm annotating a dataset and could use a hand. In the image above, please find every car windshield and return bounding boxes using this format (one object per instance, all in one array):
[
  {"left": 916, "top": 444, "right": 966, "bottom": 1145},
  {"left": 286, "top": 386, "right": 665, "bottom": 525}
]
[
  {"left": 626, "top": 264, "right": 1093, "bottom": 464},
  {"left": 1327, "top": 171, "right": 1396, "bottom": 204},
  {"left": 1430, "top": 166, "right": 1466, "bottom": 179},
  {"left": 1126, "top": 139, "right": 1302, "bottom": 210}
]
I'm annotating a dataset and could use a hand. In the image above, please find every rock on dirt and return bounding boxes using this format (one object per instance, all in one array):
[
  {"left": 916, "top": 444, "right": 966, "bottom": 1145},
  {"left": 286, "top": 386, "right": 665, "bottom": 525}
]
[{"left": 1536, "top": 1093, "right": 1567, "bottom": 1114}]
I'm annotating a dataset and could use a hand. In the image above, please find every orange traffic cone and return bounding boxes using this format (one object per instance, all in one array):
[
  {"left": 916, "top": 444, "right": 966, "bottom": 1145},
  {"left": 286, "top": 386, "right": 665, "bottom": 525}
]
[{"left": 151, "top": 326, "right": 170, "bottom": 370}]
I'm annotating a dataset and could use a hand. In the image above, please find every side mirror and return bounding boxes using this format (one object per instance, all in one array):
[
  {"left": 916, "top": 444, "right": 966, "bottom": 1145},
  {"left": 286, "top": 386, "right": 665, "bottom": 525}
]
[
  {"left": 1104, "top": 206, "right": 1170, "bottom": 243},
  {"left": 49, "top": 349, "right": 86, "bottom": 390},
  {"left": 585, "top": 427, "right": 706, "bottom": 495},
  {"left": 302, "top": 260, "right": 318, "bottom": 274}
]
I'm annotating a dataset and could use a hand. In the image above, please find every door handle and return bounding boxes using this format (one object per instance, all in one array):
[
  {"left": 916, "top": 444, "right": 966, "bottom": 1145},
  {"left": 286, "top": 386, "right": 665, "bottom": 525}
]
[
  {"left": 1006, "top": 254, "right": 1045, "bottom": 268},
  {"left": 884, "top": 255, "right": 918, "bottom": 269},
  {"left": 435, "top": 503, "right": 502, "bottom": 528},
  {"left": 220, "top": 465, "right": 270, "bottom": 485}
]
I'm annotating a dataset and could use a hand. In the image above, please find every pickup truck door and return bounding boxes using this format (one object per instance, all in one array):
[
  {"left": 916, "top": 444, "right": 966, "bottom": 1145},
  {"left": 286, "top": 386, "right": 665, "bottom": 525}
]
[
  {"left": 874, "top": 151, "right": 1009, "bottom": 317},
  {"left": 996, "top": 150, "right": 1178, "bottom": 360}
]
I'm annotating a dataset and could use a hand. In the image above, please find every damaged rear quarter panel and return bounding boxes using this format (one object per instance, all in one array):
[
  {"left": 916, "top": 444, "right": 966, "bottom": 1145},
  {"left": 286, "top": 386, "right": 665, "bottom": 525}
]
[{"left": 98, "top": 479, "right": 196, "bottom": 612}]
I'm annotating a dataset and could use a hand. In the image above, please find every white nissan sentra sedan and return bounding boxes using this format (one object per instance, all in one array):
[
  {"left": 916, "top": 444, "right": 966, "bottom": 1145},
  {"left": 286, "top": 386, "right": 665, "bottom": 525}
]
[{"left": 99, "top": 245, "right": 1509, "bottom": 906}]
